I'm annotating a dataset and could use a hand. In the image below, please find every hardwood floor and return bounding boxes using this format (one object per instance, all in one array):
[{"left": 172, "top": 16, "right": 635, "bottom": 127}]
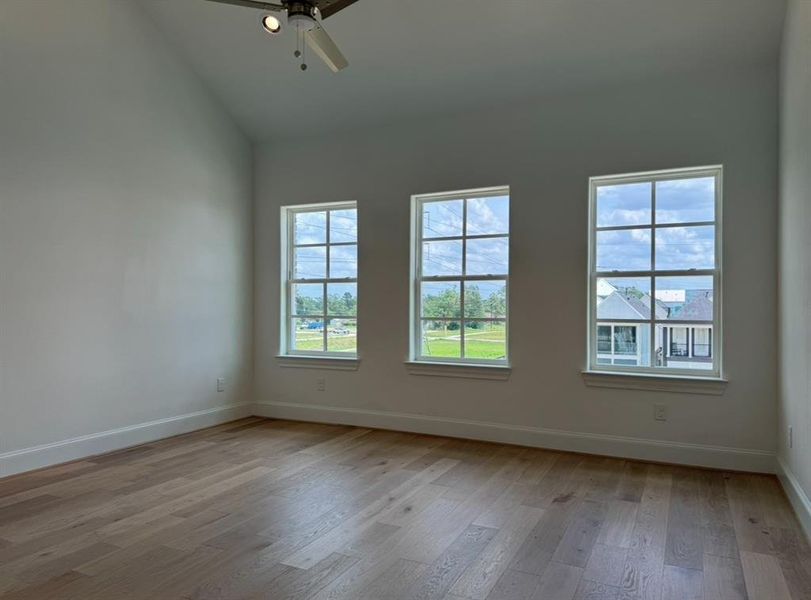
[{"left": 0, "top": 418, "right": 808, "bottom": 600}]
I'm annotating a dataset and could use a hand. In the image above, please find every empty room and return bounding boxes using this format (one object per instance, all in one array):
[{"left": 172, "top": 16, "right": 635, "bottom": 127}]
[{"left": 1, "top": 0, "right": 810, "bottom": 598}]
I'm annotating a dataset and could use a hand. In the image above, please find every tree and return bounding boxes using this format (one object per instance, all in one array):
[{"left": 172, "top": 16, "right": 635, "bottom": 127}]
[
  {"left": 465, "top": 285, "right": 485, "bottom": 318},
  {"left": 325, "top": 291, "right": 357, "bottom": 316},
  {"left": 296, "top": 294, "right": 322, "bottom": 315},
  {"left": 465, "top": 284, "right": 485, "bottom": 329},
  {"left": 342, "top": 291, "right": 356, "bottom": 315},
  {"left": 485, "top": 286, "right": 506, "bottom": 318},
  {"left": 423, "top": 288, "right": 461, "bottom": 318}
]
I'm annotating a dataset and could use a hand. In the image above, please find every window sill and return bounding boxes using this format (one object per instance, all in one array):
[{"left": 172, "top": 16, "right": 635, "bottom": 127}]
[
  {"left": 405, "top": 361, "right": 511, "bottom": 381},
  {"left": 582, "top": 370, "right": 727, "bottom": 395},
  {"left": 276, "top": 355, "right": 359, "bottom": 371}
]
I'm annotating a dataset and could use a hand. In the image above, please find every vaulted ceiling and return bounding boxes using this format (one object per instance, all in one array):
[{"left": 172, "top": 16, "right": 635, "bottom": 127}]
[{"left": 142, "top": 0, "right": 786, "bottom": 140}]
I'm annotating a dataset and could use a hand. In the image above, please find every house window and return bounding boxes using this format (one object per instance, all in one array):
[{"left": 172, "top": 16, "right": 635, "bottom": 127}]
[
  {"left": 596, "top": 324, "right": 643, "bottom": 365},
  {"left": 669, "top": 327, "right": 689, "bottom": 357},
  {"left": 597, "top": 326, "right": 612, "bottom": 353},
  {"left": 411, "top": 187, "right": 509, "bottom": 364},
  {"left": 280, "top": 202, "right": 357, "bottom": 356},
  {"left": 588, "top": 166, "right": 722, "bottom": 377},
  {"left": 614, "top": 326, "right": 637, "bottom": 355},
  {"left": 693, "top": 327, "right": 711, "bottom": 358}
]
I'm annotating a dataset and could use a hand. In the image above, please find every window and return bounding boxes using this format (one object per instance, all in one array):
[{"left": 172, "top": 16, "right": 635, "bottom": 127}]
[
  {"left": 588, "top": 166, "right": 722, "bottom": 377},
  {"left": 669, "top": 327, "right": 689, "bottom": 357},
  {"left": 597, "top": 324, "right": 642, "bottom": 365},
  {"left": 693, "top": 327, "right": 711, "bottom": 358},
  {"left": 410, "top": 187, "right": 509, "bottom": 365},
  {"left": 281, "top": 202, "right": 357, "bottom": 356}
]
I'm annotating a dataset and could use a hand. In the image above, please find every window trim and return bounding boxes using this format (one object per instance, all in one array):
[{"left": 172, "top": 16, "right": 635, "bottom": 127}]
[
  {"left": 280, "top": 201, "right": 358, "bottom": 359},
  {"left": 409, "top": 185, "right": 510, "bottom": 366},
  {"left": 586, "top": 165, "right": 723, "bottom": 379}
]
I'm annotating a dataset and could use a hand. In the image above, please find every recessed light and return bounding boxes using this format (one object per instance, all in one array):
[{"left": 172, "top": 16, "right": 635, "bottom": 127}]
[{"left": 261, "top": 15, "right": 282, "bottom": 35}]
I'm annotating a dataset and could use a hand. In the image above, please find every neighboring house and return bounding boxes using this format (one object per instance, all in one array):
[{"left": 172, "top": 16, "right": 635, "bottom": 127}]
[
  {"left": 597, "top": 289, "right": 713, "bottom": 369},
  {"left": 654, "top": 288, "right": 686, "bottom": 315},
  {"left": 663, "top": 292, "right": 713, "bottom": 366},
  {"left": 596, "top": 279, "right": 618, "bottom": 300}
]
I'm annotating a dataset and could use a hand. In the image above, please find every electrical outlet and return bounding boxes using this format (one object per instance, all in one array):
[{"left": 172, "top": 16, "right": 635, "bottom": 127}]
[
  {"left": 316, "top": 377, "right": 326, "bottom": 392},
  {"left": 789, "top": 426, "right": 793, "bottom": 449},
  {"left": 217, "top": 377, "right": 225, "bottom": 393},
  {"left": 654, "top": 404, "right": 667, "bottom": 422}
]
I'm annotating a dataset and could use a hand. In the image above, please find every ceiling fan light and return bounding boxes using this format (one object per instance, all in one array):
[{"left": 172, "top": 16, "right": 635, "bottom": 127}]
[{"left": 261, "top": 15, "right": 282, "bottom": 35}]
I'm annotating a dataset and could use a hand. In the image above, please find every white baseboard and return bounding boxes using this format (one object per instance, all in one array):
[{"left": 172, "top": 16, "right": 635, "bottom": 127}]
[
  {"left": 1, "top": 400, "right": 781, "bottom": 481},
  {"left": 253, "top": 401, "right": 776, "bottom": 474},
  {"left": 776, "top": 457, "right": 811, "bottom": 542},
  {"left": 0, "top": 403, "right": 252, "bottom": 478}
]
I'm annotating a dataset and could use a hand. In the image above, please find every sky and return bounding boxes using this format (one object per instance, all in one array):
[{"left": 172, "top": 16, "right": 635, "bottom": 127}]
[
  {"left": 291, "top": 198, "right": 510, "bottom": 320},
  {"left": 422, "top": 196, "right": 509, "bottom": 237},
  {"left": 288, "top": 183, "right": 713, "bottom": 309},
  {"left": 294, "top": 208, "right": 358, "bottom": 280},
  {"left": 294, "top": 209, "right": 357, "bottom": 245},
  {"left": 596, "top": 177, "right": 715, "bottom": 227},
  {"left": 602, "top": 275, "right": 713, "bottom": 294},
  {"left": 421, "top": 196, "right": 509, "bottom": 277},
  {"left": 595, "top": 177, "right": 716, "bottom": 273}
]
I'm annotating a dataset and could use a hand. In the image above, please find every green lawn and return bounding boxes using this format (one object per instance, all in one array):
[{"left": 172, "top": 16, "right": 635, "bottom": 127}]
[
  {"left": 293, "top": 322, "right": 504, "bottom": 359},
  {"left": 328, "top": 334, "right": 357, "bottom": 352},
  {"left": 422, "top": 323, "right": 506, "bottom": 360},
  {"left": 293, "top": 326, "right": 356, "bottom": 353}
]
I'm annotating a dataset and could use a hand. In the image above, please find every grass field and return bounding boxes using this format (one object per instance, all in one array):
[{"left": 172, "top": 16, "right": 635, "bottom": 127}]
[
  {"left": 293, "top": 322, "right": 505, "bottom": 359},
  {"left": 422, "top": 322, "right": 506, "bottom": 360},
  {"left": 293, "top": 327, "right": 357, "bottom": 353}
]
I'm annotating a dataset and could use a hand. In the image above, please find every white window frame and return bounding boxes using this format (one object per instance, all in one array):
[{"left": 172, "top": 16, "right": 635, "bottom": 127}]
[
  {"left": 280, "top": 201, "right": 358, "bottom": 358},
  {"left": 587, "top": 166, "right": 723, "bottom": 378},
  {"left": 410, "top": 186, "right": 510, "bottom": 366}
]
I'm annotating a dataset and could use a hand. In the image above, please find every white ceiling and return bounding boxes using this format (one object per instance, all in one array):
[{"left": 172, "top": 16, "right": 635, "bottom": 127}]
[{"left": 142, "top": 0, "right": 786, "bottom": 141}]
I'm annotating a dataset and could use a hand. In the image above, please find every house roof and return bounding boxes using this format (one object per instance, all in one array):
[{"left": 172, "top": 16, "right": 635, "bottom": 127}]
[
  {"left": 638, "top": 295, "right": 670, "bottom": 320},
  {"left": 598, "top": 289, "right": 714, "bottom": 323},
  {"left": 677, "top": 292, "right": 714, "bottom": 321},
  {"left": 597, "top": 291, "right": 668, "bottom": 321}
]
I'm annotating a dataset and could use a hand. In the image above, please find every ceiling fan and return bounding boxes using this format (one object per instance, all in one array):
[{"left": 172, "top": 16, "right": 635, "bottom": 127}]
[{"left": 203, "top": 0, "right": 358, "bottom": 72}]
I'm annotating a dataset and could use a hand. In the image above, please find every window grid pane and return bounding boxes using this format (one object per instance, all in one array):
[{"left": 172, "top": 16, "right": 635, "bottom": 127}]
[
  {"left": 291, "top": 317, "right": 325, "bottom": 352},
  {"left": 590, "top": 168, "right": 720, "bottom": 376},
  {"left": 415, "top": 190, "right": 510, "bottom": 364},
  {"left": 284, "top": 204, "right": 357, "bottom": 356}
]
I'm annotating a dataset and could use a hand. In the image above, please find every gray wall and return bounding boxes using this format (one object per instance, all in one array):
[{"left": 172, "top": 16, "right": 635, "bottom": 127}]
[
  {"left": 0, "top": 0, "right": 785, "bottom": 478},
  {"left": 255, "top": 64, "right": 779, "bottom": 458},
  {"left": 0, "top": 1, "right": 253, "bottom": 457},
  {"left": 778, "top": 0, "right": 811, "bottom": 509}
]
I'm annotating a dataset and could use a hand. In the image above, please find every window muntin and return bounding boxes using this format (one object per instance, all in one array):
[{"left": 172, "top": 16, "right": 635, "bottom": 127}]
[
  {"left": 411, "top": 188, "right": 509, "bottom": 365},
  {"left": 282, "top": 203, "right": 357, "bottom": 356},
  {"left": 588, "top": 167, "right": 721, "bottom": 377}
]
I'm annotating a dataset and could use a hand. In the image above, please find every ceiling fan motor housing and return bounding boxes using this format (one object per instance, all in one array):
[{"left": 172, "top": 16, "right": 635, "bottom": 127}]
[{"left": 286, "top": 1, "right": 318, "bottom": 30}]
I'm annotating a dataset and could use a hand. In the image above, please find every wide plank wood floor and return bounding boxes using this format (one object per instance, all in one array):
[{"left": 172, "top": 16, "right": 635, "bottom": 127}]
[{"left": 0, "top": 418, "right": 808, "bottom": 600}]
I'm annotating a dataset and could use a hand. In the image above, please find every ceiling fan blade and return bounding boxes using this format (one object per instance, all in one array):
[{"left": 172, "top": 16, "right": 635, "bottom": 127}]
[
  {"left": 305, "top": 24, "right": 349, "bottom": 72},
  {"left": 318, "top": 0, "right": 360, "bottom": 19},
  {"left": 202, "top": 0, "right": 284, "bottom": 11}
]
